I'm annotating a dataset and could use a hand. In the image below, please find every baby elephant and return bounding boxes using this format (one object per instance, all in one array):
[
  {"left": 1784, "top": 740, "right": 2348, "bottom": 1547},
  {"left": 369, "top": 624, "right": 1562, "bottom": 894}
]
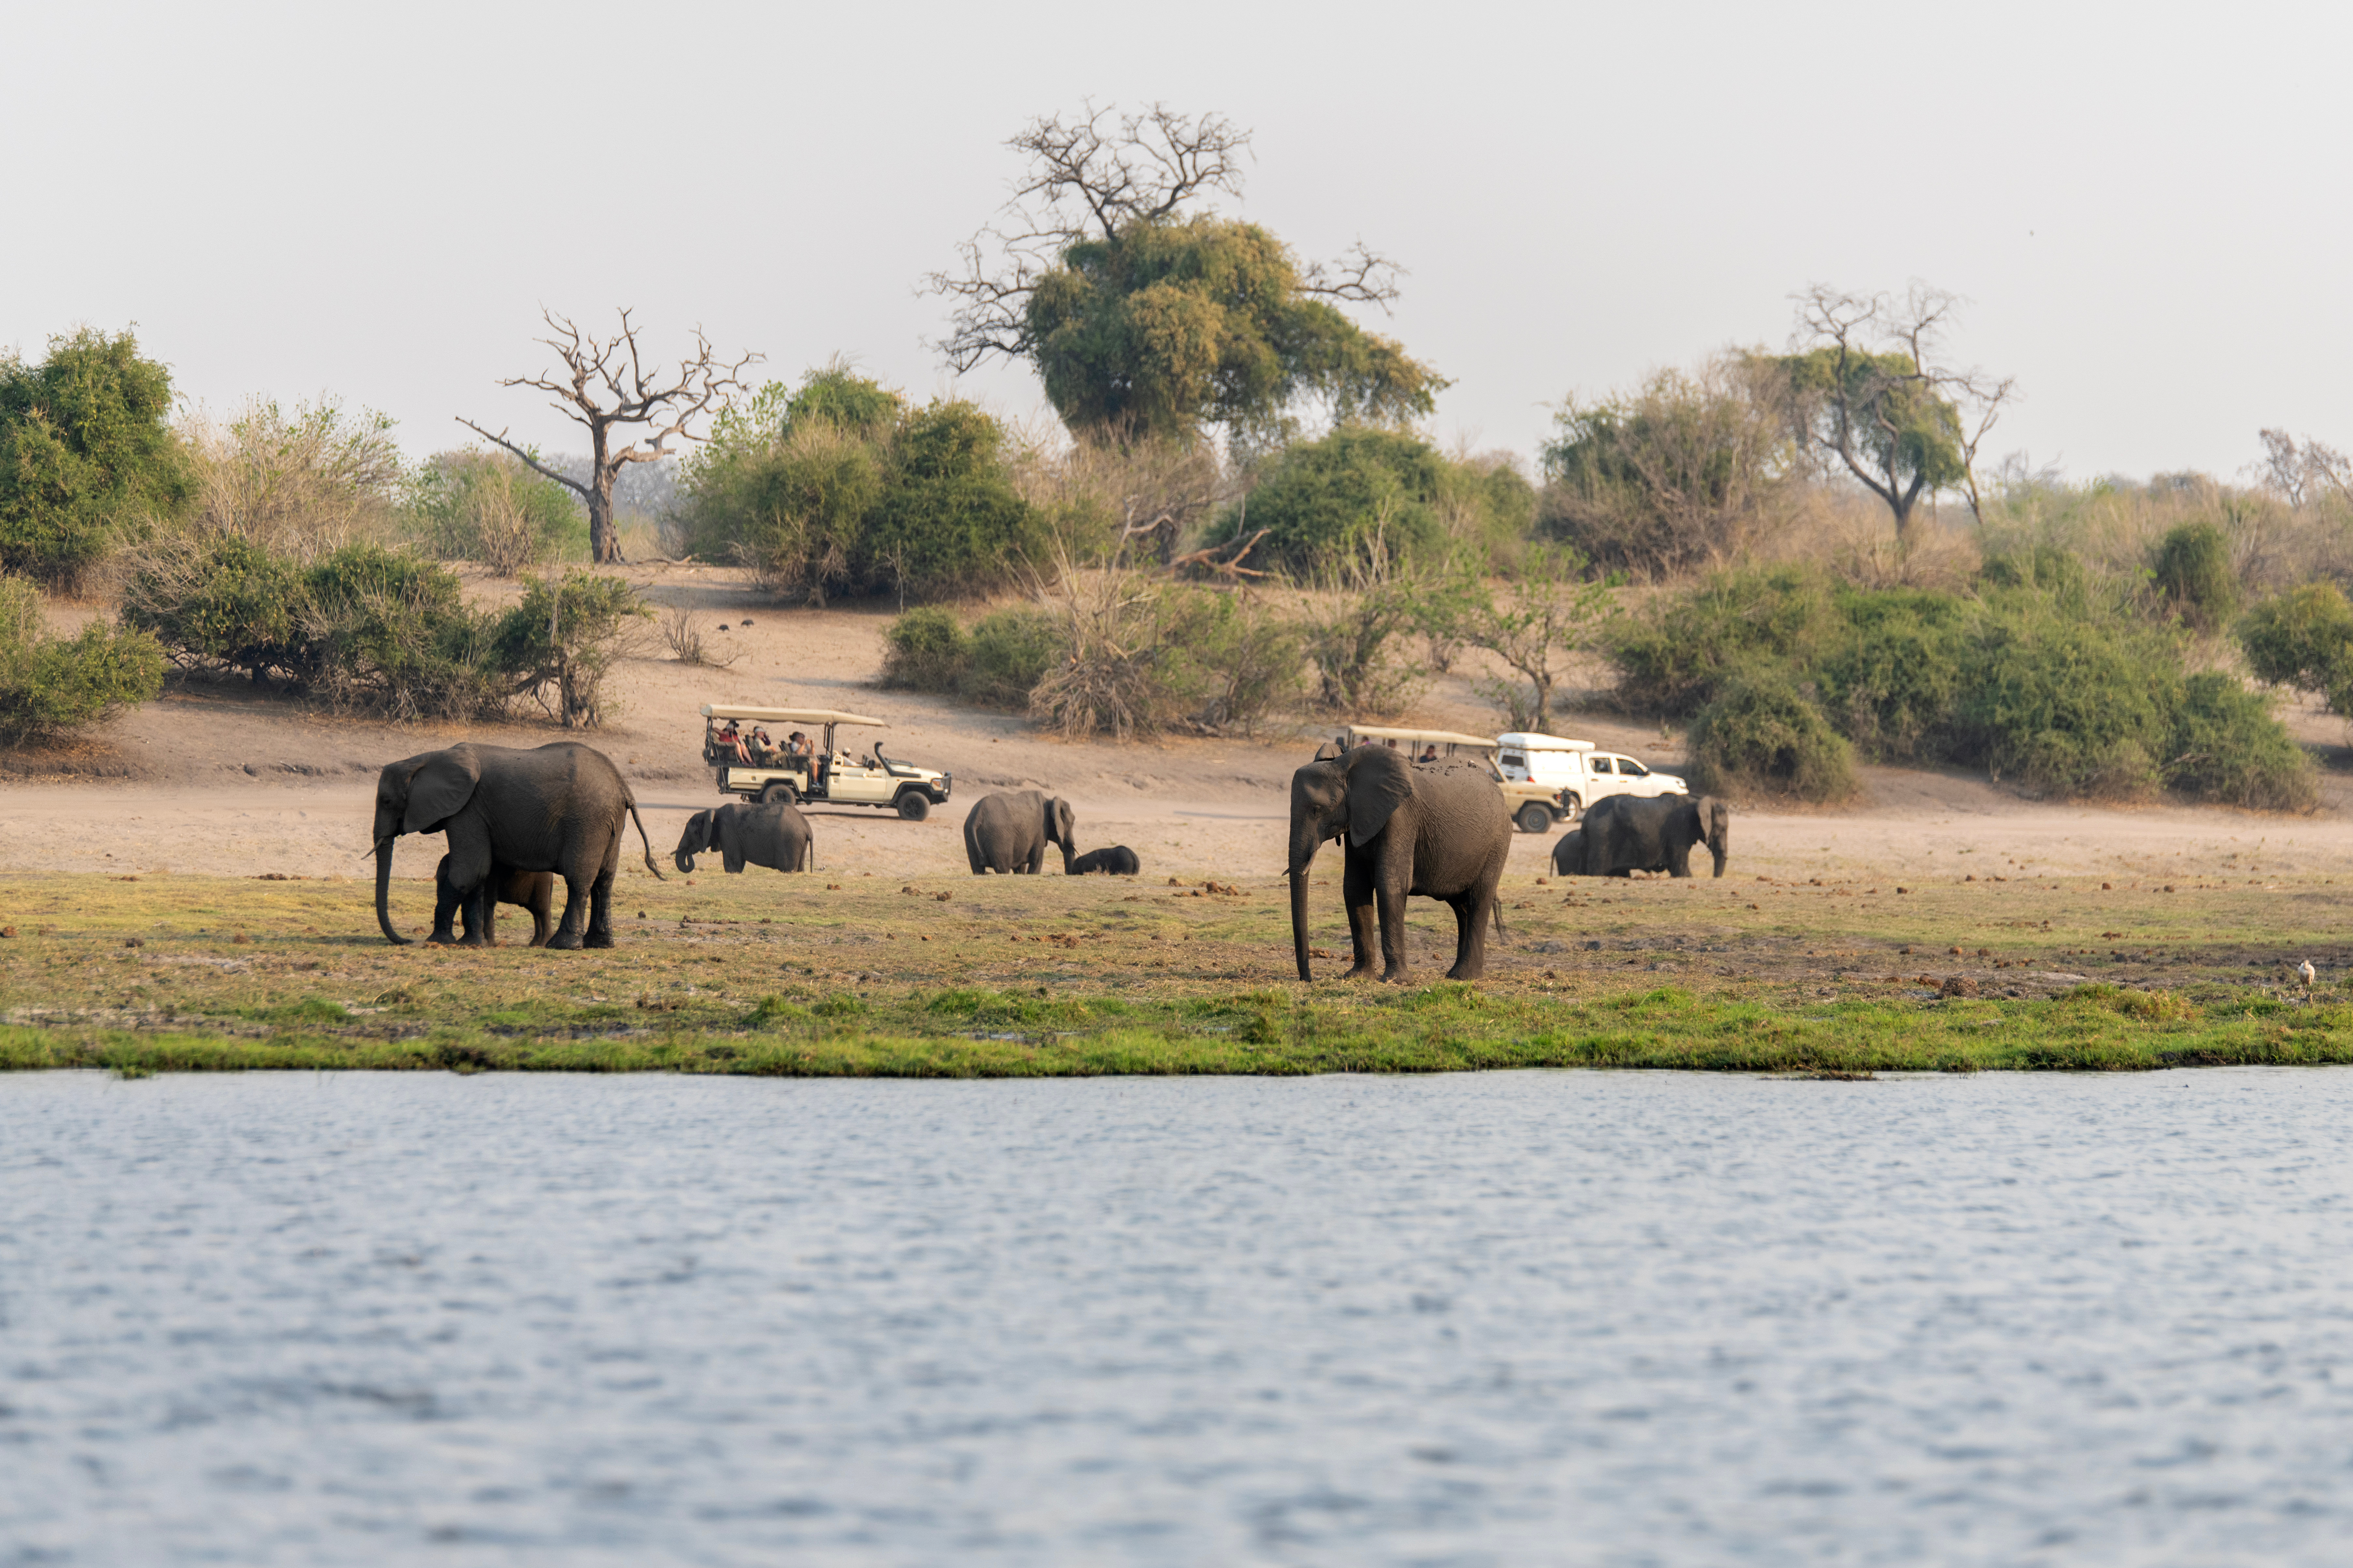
[
  {"left": 1069, "top": 845, "right": 1140, "bottom": 876},
  {"left": 432, "top": 855, "right": 555, "bottom": 947},
  {"left": 673, "top": 801, "right": 813, "bottom": 875}
]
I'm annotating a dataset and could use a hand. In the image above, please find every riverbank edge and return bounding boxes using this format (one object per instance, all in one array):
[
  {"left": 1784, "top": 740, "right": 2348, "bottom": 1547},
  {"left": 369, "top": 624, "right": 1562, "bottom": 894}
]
[{"left": 8, "top": 985, "right": 2350, "bottom": 1077}]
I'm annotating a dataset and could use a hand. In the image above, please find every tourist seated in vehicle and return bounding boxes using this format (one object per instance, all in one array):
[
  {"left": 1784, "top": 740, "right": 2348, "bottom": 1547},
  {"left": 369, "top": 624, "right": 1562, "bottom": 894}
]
[
  {"left": 749, "top": 726, "right": 783, "bottom": 764},
  {"left": 1419, "top": 745, "right": 1440, "bottom": 762},
  {"left": 708, "top": 719, "right": 753, "bottom": 765}
]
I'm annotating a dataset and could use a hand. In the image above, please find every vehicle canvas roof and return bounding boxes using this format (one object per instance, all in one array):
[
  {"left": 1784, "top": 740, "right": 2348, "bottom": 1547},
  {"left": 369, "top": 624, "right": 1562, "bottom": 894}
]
[
  {"left": 699, "top": 704, "right": 888, "bottom": 727},
  {"left": 1343, "top": 725, "right": 1500, "bottom": 750},
  {"left": 1495, "top": 732, "right": 1595, "bottom": 751}
]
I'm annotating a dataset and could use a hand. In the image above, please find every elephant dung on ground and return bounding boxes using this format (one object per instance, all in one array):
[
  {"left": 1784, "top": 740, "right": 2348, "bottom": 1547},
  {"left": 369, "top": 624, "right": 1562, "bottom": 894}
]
[
  {"left": 372, "top": 741, "right": 661, "bottom": 950},
  {"left": 1558, "top": 794, "right": 1729, "bottom": 878},
  {"left": 673, "top": 801, "right": 814, "bottom": 875},
  {"left": 1069, "top": 845, "right": 1140, "bottom": 876},
  {"left": 963, "top": 791, "right": 1077, "bottom": 874},
  {"left": 434, "top": 856, "right": 555, "bottom": 947},
  {"left": 1288, "top": 748, "right": 1512, "bottom": 984}
]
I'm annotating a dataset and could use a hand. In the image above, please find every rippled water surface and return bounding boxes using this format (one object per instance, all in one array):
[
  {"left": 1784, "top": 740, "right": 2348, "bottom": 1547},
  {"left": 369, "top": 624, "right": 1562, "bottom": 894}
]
[{"left": 8, "top": 1069, "right": 2353, "bottom": 1565}]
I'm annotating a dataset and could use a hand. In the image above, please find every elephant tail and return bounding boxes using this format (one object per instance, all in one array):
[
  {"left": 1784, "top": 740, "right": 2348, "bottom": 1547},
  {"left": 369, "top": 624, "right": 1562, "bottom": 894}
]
[
  {"left": 629, "top": 803, "right": 665, "bottom": 880},
  {"left": 1490, "top": 900, "right": 1508, "bottom": 944}
]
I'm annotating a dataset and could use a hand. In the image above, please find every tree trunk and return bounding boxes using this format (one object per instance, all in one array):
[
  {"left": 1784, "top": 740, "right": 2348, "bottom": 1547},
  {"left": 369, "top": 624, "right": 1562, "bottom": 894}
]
[{"left": 588, "top": 423, "right": 621, "bottom": 564}]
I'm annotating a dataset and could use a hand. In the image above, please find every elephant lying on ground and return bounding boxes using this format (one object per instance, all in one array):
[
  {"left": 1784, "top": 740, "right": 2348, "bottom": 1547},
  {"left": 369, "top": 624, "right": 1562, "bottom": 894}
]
[
  {"left": 434, "top": 856, "right": 554, "bottom": 947},
  {"left": 964, "top": 791, "right": 1077, "bottom": 874},
  {"left": 673, "top": 802, "right": 813, "bottom": 874},
  {"left": 1069, "top": 846, "right": 1139, "bottom": 875},
  {"left": 1289, "top": 748, "right": 1512, "bottom": 983},
  {"left": 373, "top": 741, "right": 660, "bottom": 949},
  {"left": 1555, "top": 794, "right": 1729, "bottom": 878}
]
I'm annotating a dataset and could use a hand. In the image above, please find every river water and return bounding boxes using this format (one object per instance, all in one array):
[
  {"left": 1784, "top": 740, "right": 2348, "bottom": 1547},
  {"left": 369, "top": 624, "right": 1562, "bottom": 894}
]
[{"left": 6, "top": 1069, "right": 2353, "bottom": 1566}]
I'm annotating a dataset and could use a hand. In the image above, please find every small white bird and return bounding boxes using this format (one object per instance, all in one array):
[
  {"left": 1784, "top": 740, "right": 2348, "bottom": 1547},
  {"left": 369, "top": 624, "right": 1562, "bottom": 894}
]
[{"left": 2299, "top": 960, "right": 2316, "bottom": 988}]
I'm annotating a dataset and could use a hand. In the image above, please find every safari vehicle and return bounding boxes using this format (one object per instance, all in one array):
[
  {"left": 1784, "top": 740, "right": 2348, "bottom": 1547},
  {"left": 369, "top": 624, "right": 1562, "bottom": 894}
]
[
  {"left": 1337, "top": 725, "right": 1573, "bottom": 836},
  {"left": 700, "top": 704, "right": 951, "bottom": 821},
  {"left": 1495, "top": 732, "right": 1686, "bottom": 827}
]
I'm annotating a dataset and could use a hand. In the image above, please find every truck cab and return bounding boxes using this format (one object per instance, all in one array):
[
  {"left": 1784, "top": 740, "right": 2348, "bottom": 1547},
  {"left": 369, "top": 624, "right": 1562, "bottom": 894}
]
[{"left": 1495, "top": 731, "right": 1686, "bottom": 825}]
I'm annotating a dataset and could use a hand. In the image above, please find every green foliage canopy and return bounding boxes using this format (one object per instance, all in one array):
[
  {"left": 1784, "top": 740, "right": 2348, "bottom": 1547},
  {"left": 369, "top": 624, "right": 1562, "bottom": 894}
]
[
  {"left": 0, "top": 575, "right": 166, "bottom": 745},
  {"left": 0, "top": 329, "right": 190, "bottom": 585},
  {"left": 1026, "top": 217, "right": 1443, "bottom": 444}
]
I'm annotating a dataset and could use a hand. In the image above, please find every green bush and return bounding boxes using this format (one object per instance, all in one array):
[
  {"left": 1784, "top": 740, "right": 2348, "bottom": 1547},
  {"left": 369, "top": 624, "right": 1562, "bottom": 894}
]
[
  {"left": 1684, "top": 668, "right": 1856, "bottom": 802},
  {"left": 1948, "top": 603, "right": 2178, "bottom": 800},
  {"left": 880, "top": 606, "right": 969, "bottom": 692},
  {"left": 491, "top": 572, "right": 650, "bottom": 728},
  {"left": 1605, "top": 566, "right": 1834, "bottom": 717},
  {"left": 119, "top": 535, "right": 309, "bottom": 681},
  {"left": 2150, "top": 521, "right": 2240, "bottom": 630},
  {"left": 2239, "top": 583, "right": 2353, "bottom": 707},
  {"left": 965, "top": 607, "right": 1061, "bottom": 707},
  {"left": 2165, "top": 672, "right": 2316, "bottom": 810},
  {"left": 0, "top": 576, "right": 165, "bottom": 745},
  {"left": 407, "top": 451, "right": 586, "bottom": 574},
  {"left": 1808, "top": 588, "right": 1970, "bottom": 761},
  {"left": 0, "top": 329, "right": 191, "bottom": 587},
  {"left": 675, "top": 367, "right": 1038, "bottom": 602},
  {"left": 1219, "top": 426, "right": 1448, "bottom": 574}
]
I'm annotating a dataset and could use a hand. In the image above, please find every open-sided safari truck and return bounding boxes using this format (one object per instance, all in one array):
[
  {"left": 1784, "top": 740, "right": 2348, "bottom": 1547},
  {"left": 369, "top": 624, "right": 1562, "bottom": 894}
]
[
  {"left": 1338, "top": 724, "right": 1574, "bottom": 836},
  {"left": 700, "top": 705, "right": 952, "bottom": 821}
]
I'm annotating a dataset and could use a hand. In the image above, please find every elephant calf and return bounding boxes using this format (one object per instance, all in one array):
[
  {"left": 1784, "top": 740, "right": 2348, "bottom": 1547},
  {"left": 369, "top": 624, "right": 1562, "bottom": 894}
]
[
  {"left": 673, "top": 802, "right": 814, "bottom": 875},
  {"left": 1069, "top": 845, "right": 1140, "bottom": 875},
  {"left": 433, "top": 855, "right": 555, "bottom": 947},
  {"left": 1556, "top": 794, "right": 1729, "bottom": 878}
]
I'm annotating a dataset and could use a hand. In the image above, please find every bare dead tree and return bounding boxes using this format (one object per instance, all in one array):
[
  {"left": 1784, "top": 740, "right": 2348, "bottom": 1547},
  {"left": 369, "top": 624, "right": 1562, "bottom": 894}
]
[
  {"left": 925, "top": 102, "right": 1402, "bottom": 375},
  {"left": 461, "top": 309, "right": 759, "bottom": 564},
  {"left": 2256, "top": 429, "right": 2353, "bottom": 508},
  {"left": 1790, "top": 283, "right": 2017, "bottom": 535}
]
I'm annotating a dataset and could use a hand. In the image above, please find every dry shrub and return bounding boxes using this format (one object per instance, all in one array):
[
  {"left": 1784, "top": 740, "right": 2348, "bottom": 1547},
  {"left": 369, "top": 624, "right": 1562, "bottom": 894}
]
[
  {"left": 660, "top": 603, "right": 737, "bottom": 668},
  {"left": 171, "top": 398, "right": 403, "bottom": 562}
]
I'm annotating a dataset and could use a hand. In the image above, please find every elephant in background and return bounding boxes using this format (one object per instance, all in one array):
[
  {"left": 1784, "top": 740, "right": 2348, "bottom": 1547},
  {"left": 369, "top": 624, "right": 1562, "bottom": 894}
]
[
  {"left": 1558, "top": 794, "right": 1729, "bottom": 878},
  {"left": 964, "top": 791, "right": 1077, "bottom": 874},
  {"left": 1289, "top": 749, "right": 1512, "bottom": 983},
  {"left": 434, "top": 856, "right": 554, "bottom": 947},
  {"left": 1069, "top": 845, "right": 1139, "bottom": 875},
  {"left": 373, "top": 741, "right": 660, "bottom": 950},
  {"left": 673, "top": 802, "right": 814, "bottom": 875}
]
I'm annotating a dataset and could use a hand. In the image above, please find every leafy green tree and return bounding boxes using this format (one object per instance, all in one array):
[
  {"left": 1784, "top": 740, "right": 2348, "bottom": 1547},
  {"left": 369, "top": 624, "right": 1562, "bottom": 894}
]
[
  {"left": 1223, "top": 426, "right": 1450, "bottom": 574},
  {"left": 0, "top": 575, "right": 166, "bottom": 745},
  {"left": 0, "top": 329, "right": 190, "bottom": 586},
  {"left": 2240, "top": 582, "right": 2353, "bottom": 709},
  {"left": 2150, "top": 521, "right": 2240, "bottom": 630},
  {"left": 929, "top": 104, "right": 1440, "bottom": 444},
  {"left": 867, "top": 400, "right": 1041, "bottom": 599},
  {"left": 1442, "top": 544, "right": 1617, "bottom": 732},
  {"left": 1769, "top": 285, "right": 2012, "bottom": 538}
]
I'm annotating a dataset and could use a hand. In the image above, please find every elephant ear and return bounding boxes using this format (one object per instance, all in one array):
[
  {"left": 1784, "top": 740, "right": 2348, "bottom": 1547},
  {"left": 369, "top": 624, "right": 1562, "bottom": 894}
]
[
  {"left": 1345, "top": 746, "right": 1415, "bottom": 848},
  {"left": 402, "top": 748, "right": 481, "bottom": 834},
  {"left": 1699, "top": 796, "right": 1726, "bottom": 847},
  {"left": 1052, "top": 797, "right": 1075, "bottom": 847}
]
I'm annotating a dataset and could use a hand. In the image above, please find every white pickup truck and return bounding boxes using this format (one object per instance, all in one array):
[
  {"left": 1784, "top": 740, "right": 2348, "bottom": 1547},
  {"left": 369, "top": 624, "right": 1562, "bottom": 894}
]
[{"left": 1495, "top": 732, "right": 1686, "bottom": 831}]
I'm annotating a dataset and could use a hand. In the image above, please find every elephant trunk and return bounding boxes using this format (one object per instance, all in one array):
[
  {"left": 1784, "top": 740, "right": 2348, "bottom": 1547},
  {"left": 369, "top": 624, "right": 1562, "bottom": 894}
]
[
  {"left": 1708, "top": 805, "right": 1730, "bottom": 878},
  {"left": 374, "top": 837, "right": 410, "bottom": 945},
  {"left": 673, "top": 850, "right": 697, "bottom": 875},
  {"left": 1290, "top": 868, "right": 1314, "bottom": 982}
]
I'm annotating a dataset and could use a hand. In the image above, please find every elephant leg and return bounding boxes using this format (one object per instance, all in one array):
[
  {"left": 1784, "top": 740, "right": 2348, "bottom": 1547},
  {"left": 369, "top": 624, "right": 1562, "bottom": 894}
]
[
  {"left": 434, "top": 833, "right": 492, "bottom": 946},
  {"left": 527, "top": 876, "right": 553, "bottom": 948},
  {"left": 1340, "top": 853, "right": 1380, "bottom": 980},
  {"left": 1666, "top": 843, "right": 1693, "bottom": 877},
  {"left": 1024, "top": 844, "right": 1045, "bottom": 874},
  {"left": 1445, "top": 895, "right": 1480, "bottom": 980},
  {"left": 548, "top": 872, "right": 592, "bottom": 950},
  {"left": 584, "top": 865, "right": 617, "bottom": 949}
]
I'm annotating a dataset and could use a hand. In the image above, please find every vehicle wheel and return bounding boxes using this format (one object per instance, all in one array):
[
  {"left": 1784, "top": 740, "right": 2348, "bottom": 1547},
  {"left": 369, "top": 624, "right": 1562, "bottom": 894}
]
[
  {"left": 1516, "top": 803, "right": 1554, "bottom": 836},
  {"left": 758, "top": 781, "right": 797, "bottom": 807},
  {"left": 895, "top": 791, "right": 931, "bottom": 822},
  {"left": 1561, "top": 794, "right": 1583, "bottom": 822}
]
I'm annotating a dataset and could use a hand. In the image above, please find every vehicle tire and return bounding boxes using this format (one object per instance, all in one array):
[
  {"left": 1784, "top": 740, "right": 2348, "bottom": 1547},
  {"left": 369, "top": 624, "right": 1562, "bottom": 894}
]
[
  {"left": 895, "top": 791, "right": 930, "bottom": 822},
  {"left": 1516, "top": 802, "right": 1554, "bottom": 836},
  {"left": 758, "top": 781, "right": 798, "bottom": 807}
]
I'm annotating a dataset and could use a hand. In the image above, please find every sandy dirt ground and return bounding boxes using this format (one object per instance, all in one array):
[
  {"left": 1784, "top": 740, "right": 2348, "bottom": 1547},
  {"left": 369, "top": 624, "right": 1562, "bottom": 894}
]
[{"left": 11, "top": 563, "right": 2353, "bottom": 890}]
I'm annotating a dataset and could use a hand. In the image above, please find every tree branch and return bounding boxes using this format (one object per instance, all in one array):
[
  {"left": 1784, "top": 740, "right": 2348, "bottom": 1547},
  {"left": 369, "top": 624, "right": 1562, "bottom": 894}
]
[{"left": 454, "top": 418, "right": 591, "bottom": 500}]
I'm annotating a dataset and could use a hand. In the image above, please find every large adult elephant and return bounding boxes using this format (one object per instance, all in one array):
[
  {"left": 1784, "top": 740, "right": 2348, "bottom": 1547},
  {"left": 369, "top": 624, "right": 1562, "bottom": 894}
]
[
  {"left": 1557, "top": 794, "right": 1729, "bottom": 878},
  {"left": 963, "top": 791, "right": 1076, "bottom": 874},
  {"left": 372, "top": 742, "right": 660, "bottom": 950},
  {"left": 673, "top": 802, "right": 813, "bottom": 875},
  {"left": 1288, "top": 749, "right": 1512, "bottom": 984}
]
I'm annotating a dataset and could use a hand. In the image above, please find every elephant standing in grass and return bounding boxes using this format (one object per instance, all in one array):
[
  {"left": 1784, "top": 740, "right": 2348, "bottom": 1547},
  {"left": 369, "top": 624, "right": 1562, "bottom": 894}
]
[
  {"left": 373, "top": 741, "right": 660, "bottom": 949},
  {"left": 1288, "top": 749, "right": 1512, "bottom": 984},
  {"left": 1557, "top": 794, "right": 1729, "bottom": 878},
  {"left": 434, "top": 856, "right": 555, "bottom": 947},
  {"left": 963, "top": 791, "right": 1077, "bottom": 874},
  {"left": 673, "top": 802, "right": 814, "bottom": 875}
]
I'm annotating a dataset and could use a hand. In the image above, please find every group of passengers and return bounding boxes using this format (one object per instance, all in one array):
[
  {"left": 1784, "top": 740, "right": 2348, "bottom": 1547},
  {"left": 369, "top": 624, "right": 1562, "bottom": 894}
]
[
  {"left": 1322, "top": 733, "right": 1442, "bottom": 763},
  {"left": 710, "top": 720, "right": 816, "bottom": 768}
]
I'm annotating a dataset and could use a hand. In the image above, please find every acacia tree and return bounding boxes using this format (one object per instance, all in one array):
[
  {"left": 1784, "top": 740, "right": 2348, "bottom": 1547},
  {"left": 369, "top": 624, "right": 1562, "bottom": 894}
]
[
  {"left": 1773, "top": 284, "right": 2015, "bottom": 538},
  {"left": 926, "top": 104, "right": 1441, "bottom": 446},
  {"left": 462, "top": 309, "right": 758, "bottom": 564},
  {"left": 1439, "top": 543, "right": 1616, "bottom": 732}
]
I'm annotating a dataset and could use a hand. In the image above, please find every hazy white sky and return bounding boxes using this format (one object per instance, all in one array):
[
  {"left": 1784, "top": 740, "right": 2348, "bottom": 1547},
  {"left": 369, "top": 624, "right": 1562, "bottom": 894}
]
[{"left": 10, "top": 0, "right": 2348, "bottom": 484}]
